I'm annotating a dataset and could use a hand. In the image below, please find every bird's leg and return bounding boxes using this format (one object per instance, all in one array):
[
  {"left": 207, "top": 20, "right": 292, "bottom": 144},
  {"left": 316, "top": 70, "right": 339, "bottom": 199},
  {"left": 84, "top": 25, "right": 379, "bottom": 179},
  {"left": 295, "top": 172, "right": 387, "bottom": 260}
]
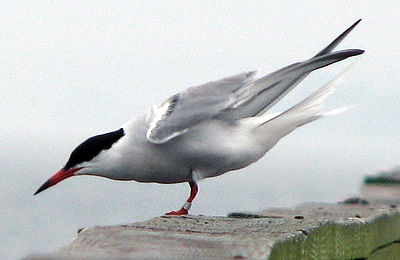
[{"left": 166, "top": 181, "right": 198, "bottom": 215}]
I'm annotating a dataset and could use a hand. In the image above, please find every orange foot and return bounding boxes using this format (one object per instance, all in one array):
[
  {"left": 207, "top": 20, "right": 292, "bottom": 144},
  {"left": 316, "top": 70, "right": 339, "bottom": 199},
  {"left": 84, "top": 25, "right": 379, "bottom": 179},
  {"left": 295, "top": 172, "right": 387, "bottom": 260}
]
[{"left": 165, "top": 208, "right": 188, "bottom": 215}]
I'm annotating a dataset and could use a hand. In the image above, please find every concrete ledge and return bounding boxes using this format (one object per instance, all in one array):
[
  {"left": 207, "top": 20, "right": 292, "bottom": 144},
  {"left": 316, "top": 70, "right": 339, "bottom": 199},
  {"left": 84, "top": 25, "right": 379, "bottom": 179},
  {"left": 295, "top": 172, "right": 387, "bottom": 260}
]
[{"left": 25, "top": 202, "right": 400, "bottom": 259}]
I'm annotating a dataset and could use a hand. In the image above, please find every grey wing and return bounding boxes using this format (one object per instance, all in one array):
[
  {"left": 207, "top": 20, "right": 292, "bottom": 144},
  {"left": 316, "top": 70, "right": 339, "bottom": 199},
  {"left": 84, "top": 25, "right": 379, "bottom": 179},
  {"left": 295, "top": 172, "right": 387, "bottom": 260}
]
[
  {"left": 221, "top": 19, "right": 362, "bottom": 119},
  {"left": 222, "top": 50, "right": 363, "bottom": 119},
  {"left": 146, "top": 71, "right": 257, "bottom": 143}
]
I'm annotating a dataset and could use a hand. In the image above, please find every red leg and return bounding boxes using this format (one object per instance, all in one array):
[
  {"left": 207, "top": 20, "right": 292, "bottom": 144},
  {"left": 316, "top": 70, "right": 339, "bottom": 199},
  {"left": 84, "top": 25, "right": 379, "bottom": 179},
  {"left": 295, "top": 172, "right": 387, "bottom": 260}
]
[{"left": 166, "top": 181, "right": 198, "bottom": 215}]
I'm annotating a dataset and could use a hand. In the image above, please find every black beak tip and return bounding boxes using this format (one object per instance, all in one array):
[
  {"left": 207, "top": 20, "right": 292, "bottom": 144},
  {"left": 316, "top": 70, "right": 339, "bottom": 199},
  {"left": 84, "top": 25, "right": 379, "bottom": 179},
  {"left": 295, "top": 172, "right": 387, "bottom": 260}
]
[{"left": 34, "top": 180, "right": 50, "bottom": 196}]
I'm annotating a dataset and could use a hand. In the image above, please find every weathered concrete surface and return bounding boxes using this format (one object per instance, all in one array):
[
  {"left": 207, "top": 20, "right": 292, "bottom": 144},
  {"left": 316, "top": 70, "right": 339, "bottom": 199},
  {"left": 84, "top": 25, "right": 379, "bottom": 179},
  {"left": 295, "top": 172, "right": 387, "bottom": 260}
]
[{"left": 25, "top": 203, "right": 400, "bottom": 259}]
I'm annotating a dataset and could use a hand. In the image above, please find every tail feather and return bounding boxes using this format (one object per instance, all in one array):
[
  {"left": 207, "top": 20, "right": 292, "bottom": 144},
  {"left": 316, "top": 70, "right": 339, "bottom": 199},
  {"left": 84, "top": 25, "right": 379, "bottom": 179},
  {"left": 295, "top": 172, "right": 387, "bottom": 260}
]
[{"left": 256, "top": 66, "right": 352, "bottom": 136}]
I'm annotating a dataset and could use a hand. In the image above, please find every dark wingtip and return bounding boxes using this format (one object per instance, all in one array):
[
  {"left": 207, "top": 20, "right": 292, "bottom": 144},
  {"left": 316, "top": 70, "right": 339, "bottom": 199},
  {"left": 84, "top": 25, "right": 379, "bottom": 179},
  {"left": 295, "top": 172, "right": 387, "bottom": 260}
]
[
  {"left": 330, "top": 48, "right": 365, "bottom": 59},
  {"left": 315, "top": 19, "right": 363, "bottom": 57},
  {"left": 34, "top": 180, "right": 51, "bottom": 196},
  {"left": 353, "top": 19, "right": 362, "bottom": 26},
  {"left": 345, "top": 49, "right": 365, "bottom": 56}
]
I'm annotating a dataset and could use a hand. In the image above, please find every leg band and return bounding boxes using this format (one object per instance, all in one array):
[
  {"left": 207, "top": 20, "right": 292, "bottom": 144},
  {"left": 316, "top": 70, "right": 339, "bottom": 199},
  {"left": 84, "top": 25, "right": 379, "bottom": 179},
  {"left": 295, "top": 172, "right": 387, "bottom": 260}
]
[{"left": 182, "top": 201, "right": 192, "bottom": 211}]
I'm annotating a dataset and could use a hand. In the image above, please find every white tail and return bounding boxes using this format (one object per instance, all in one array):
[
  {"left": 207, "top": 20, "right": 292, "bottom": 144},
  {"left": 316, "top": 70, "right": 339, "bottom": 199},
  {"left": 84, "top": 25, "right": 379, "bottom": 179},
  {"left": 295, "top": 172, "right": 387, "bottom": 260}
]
[{"left": 255, "top": 64, "right": 354, "bottom": 137}]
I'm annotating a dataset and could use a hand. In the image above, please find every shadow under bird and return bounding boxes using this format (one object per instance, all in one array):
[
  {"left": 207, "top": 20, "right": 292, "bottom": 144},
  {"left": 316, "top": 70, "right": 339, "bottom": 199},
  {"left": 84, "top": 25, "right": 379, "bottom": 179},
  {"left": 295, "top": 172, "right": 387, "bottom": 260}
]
[{"left": 35, "top": 20, "right": 364, "bottom": 215}]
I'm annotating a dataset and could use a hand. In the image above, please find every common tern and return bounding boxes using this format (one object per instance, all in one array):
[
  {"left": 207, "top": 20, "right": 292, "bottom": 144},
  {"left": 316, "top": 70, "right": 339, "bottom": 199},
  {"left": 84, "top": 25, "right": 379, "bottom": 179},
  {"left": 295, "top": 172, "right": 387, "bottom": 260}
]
[{"left": 35, "top": 20, "right": 364, "bottom": 215}]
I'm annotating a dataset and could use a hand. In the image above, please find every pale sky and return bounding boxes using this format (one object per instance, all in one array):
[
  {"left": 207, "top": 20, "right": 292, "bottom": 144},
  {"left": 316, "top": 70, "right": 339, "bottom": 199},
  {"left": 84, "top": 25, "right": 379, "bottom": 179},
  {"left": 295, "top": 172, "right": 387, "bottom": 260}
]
[{"left": 1, "top": 1, "right": 399, "bottom": 259}]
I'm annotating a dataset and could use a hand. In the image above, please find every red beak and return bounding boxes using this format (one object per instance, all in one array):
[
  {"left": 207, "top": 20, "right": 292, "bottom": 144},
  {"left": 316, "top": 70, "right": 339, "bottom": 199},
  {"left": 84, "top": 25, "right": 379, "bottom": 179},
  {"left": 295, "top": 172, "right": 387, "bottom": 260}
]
[{"left": 34, "top": 168, "right": 81, "bottom": 195}]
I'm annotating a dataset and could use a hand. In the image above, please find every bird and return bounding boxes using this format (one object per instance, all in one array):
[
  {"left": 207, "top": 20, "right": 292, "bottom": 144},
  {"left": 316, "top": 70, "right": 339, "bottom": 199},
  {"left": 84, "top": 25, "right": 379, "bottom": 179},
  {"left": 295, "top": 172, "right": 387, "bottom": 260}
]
[{"left": 34, "top": 20, "right": 364, "bottom": 215}]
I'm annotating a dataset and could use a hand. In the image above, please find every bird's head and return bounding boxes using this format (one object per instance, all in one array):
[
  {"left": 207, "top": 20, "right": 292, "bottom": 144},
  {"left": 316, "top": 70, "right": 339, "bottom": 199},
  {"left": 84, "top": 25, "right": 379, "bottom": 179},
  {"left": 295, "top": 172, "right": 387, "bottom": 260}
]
[{"left": 34, "top": 128, "right": 125, "bottom": 195}]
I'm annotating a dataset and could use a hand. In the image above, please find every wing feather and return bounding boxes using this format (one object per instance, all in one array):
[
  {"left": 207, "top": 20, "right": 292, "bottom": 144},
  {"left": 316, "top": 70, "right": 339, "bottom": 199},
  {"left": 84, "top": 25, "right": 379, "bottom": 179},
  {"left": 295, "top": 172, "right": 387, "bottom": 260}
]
[{"left": 146, "top": 71, "right": 256, "bottom": 143}]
